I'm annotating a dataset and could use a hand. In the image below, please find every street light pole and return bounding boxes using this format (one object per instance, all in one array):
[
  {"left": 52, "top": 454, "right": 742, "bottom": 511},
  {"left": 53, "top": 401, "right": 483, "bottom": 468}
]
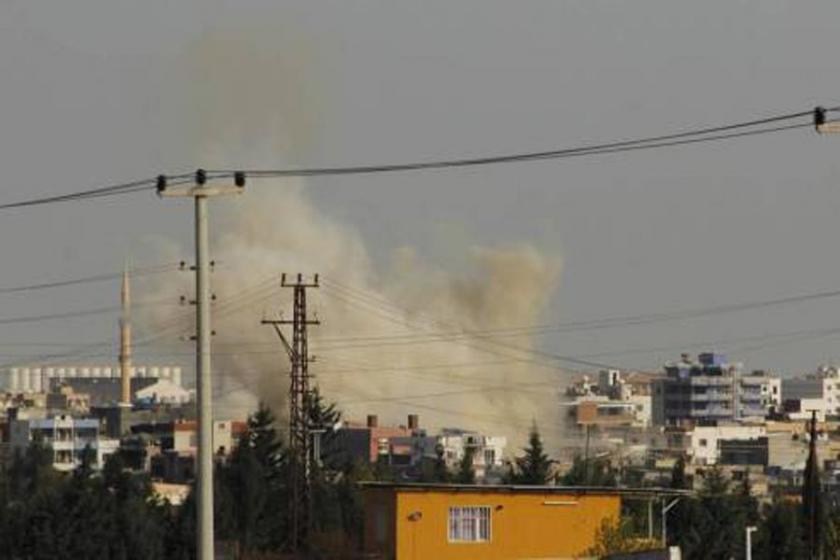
[
  {"left": 661, "top": 497, "right": 681, "bottom": 547},
  {"left": 159, "top": 170, "right": 244, "bottom": 560},
  {"left": 746, "top": 526, "right": 757, "bottom": 560}
]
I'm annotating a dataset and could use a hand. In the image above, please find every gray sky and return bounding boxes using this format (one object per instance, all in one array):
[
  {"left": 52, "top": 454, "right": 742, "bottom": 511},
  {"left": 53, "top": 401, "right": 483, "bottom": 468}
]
[{"left": 2, "top": 1, "right": 840, "bottom": 379}]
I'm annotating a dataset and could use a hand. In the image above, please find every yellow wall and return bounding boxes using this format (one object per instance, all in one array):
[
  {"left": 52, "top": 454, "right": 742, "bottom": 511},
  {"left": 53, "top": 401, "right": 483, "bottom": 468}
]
[{"left": 365, "top": 488, "right": 620, "bottom": 560}]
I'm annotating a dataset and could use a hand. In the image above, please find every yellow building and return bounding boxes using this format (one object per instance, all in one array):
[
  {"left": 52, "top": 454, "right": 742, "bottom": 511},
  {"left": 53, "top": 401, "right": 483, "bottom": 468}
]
[{"left": 362, "top": 483, "right": 683, "bottom": 560}]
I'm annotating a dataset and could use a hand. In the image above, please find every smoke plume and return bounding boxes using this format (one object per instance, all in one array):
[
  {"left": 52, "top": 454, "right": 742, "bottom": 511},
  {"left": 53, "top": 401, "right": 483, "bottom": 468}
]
[{"left": 141, "top": 26, "right": 567, "bottom": 451}]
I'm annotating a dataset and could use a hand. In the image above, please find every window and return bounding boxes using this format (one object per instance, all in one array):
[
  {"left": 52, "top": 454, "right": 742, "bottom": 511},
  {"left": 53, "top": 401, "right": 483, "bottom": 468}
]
[
  {"left": 448, "top": 506, "right": 491, "bottom": 542},
  {"left": 699, "top": 439, "right": 708, "bottom": 447},
  {"left": 484, "top": 449, "right": 495, "bottom": 466}
]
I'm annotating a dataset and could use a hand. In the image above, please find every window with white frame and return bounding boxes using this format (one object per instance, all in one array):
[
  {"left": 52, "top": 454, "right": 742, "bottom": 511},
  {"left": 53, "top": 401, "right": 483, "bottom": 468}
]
[{"left": 448, "top": 506, "right": 491, "bottom": 542}]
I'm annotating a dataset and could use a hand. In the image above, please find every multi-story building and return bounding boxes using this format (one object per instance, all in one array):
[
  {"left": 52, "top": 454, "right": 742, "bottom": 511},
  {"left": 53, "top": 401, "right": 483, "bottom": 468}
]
[
  {"left": 327, "top": 415, "right": 507, "bottom": 481},
  {"left": 652, "top": 353, "right": 778, "bottom": 427},
  {"left": 8, "top": 413, "right": 119, "bottom": 471},
  {"left": 410, "top": 428, "right": 508, "bottom": 480},
  {"left": 665, "top": 424, "right": 766, "bottom": 466},
  {"left": 328, "top": 414, "right": 420, "bottom": 467},
  {"left": 782, "top": 365, "right": 840, "bottom": 421},
  {"left": 564, "top": 369, "right": 654, "bottom": 431}
]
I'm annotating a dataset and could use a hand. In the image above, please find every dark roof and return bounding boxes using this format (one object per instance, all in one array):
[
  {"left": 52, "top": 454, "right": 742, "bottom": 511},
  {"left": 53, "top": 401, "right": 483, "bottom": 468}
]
[
  {"left": 359, "top": 481, "right": 693, "bottom": 498},
  {"left": 60, "top": 378, "right": 158, "bottom": 407}
]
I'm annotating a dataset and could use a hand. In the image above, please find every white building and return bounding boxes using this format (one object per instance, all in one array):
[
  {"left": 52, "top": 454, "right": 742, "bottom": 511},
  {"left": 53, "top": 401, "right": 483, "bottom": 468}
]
[
  {"left": 668, "top": 424, "right": 766, "bottom": 466},
  {"left": 564, "top": 370, "right": 654, "bottom": 429},
  {"left": 9, "top": 414, "right": 119, "bottom": 472},
  {"left": 782, "top": 366, "right": 840, "bottom": 420},
  {"left": 1, "top": 365, "right": 183, "bottom": 393},
  {"left": 134, "top": 379, "right": 193, "bottom": 405},
  {"left": 414, "top": 429, "right": 507, "bottom": 480}
]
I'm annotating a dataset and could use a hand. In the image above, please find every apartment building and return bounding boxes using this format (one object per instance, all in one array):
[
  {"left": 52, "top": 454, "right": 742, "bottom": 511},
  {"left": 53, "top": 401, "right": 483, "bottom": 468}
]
[
  {"left": 8, "top": 413, "right": 119, "bottom": 471},
  {"left": 652, "top": 353, "right": 778, "bottom": 427}
]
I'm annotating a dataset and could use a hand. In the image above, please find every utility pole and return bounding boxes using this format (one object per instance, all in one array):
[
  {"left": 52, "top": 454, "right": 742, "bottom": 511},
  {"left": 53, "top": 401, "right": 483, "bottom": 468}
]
[
  {"left": 119, "top": 263, "right": 132, "bottom": 407},
  {"left": 262, "top": 273, "right": 320, "bottom": 552},
  {"left": 583, "top": 423, "right": 591, "bottom": 484},
  {"left": 158, "top": 169, "right": 245, "bottom": 560}
]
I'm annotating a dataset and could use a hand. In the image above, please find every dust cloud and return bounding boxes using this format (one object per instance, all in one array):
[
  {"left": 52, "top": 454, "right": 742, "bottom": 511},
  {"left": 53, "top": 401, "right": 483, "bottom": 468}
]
[{"left": 141, "top": 25, "right": 568, "bottom": 451}]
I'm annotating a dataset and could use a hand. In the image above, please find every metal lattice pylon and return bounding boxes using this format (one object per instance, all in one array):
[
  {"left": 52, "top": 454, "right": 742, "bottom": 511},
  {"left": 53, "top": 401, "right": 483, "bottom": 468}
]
[{"left": 262, "top": 273, "right": 319, "bottom": 552}]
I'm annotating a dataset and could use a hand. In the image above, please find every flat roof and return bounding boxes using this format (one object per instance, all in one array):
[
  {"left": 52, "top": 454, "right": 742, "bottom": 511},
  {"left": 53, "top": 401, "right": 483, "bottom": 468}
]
[{"left": 359, "top": 482, "right": 693, "bottom": 498}]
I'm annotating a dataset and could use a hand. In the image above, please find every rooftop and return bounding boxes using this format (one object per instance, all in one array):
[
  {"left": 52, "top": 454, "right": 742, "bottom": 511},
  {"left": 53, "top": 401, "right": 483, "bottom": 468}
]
[{"left": 359, "top": 481, "right": 693, "bottom": 498}]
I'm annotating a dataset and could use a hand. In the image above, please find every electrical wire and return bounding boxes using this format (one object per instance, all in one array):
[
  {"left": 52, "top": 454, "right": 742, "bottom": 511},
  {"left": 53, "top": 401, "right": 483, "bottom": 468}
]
[
  {"left": 311, "top": 282, "right": 840, "bottom": 349},
  {"left": 0, "top": 106, "right": 835, "bottom": 210},
  {"left": 0, "top": 262, "right": 178, "bottom": 295},
  {"left": 209, "top": 111, "right": 831, "bottom": 179}
]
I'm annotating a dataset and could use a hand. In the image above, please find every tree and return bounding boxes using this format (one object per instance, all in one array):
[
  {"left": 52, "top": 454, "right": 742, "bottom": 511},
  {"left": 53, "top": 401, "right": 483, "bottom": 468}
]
[
  {"left": 506, "top": 425, "right": 552, "bottom": 485},
  {"left": 220, "top": 443, "right": 271, "bottom": 554},
  {"left": 670, "top": 455, "right": 687, "bottom": 490},
  {"left": 755, "top": 499, "right": 806, "bottom": 560},
  {"left": 803, "top": 412, "right": 824, "bottom": 559},
  {"left": 561, "top": 456, "right": 617, "bottom": 487},
  {"left": 454, "top": 448, "right": 476, "bottom": 484},
  {"left": 216, "top": 402, "right": 288, "bottom": 556},
  {"left": 586, "top": 517, "right": 658, "bottom": 557},
  {"left": 247, "top": 402, "right": 284, "bottom": 476},
  {"left": 432, "top": 444, "right": 452, "bottom": 483},
  {"left": 306, "top": 387, "right": 342, "bottom": 470}
]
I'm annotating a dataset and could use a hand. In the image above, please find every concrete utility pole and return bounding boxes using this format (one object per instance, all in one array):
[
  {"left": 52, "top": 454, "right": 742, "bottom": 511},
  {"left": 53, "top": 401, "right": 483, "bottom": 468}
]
[{"left": 159, "top": 169, "right": 244, "bottom": 560}]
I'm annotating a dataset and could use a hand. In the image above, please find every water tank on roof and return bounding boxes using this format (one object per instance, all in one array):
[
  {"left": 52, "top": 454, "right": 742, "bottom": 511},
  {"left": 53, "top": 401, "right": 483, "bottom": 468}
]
[{"left": 699, "top": 353, "right": 727, "bottom": 367}]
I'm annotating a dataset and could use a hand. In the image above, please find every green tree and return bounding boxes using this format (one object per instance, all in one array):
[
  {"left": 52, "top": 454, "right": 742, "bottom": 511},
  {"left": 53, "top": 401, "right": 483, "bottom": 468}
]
[
  {"left": 561, "top": 456, "right": 617, "bottom": 487},
  {"left": 219, "top": 443, "right": 271, "bottom": 555},
  {"left": 506, "top": 425, "right": 552, "bottom": 485},
  {"left": 586, "top": 517, "right": 658, "bottom": 557},
  {"left": 247, "top": 402, "right": 285, "bottom": 476},
  {"left": 802, "top": 412, "right": 824, "bottom": 559},
  {"left": 432, "top": 444, "right": 452, "bottom": 483},
  {"left": 755, "top": 499, "right": 807, "bottom": 560},
  {"left": 454, "top": 448, "right": 476, "bottom": 484},
  {"left": 306, "top": 387, "right": 343, "bottom": 470}
]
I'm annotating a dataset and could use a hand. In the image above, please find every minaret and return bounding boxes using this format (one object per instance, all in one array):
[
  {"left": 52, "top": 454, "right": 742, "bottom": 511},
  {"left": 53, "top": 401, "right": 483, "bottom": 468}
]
[{"left": 119, "top": 263, "right": 132, "bottom": 407}]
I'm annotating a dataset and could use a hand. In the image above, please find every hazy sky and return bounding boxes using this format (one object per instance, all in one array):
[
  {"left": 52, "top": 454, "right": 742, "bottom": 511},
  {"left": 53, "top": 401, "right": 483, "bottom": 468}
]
[{"left": 2, "top": 1, "right": 840, "bottom": 379}]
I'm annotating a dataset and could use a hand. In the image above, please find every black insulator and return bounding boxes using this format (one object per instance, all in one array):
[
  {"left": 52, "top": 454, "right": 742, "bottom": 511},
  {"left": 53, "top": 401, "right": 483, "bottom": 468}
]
[
  {"left": 156, "top": 174, "right": 167, "bottom": 193},
  {"left": 814, "top": 106, "right": 826, "bottom": 129},
  {"left": 196, "top": 168, "right": 207, "bottom": 185},
  {"left": 234, "top": 171, "right": 246, "bottom": 187}
]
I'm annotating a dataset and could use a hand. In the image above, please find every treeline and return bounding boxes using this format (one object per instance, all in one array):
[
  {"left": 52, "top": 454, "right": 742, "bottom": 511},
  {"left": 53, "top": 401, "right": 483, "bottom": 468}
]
[
  {"left": 7, "top": 393, "right": 840, "bottom": 559},
  {"left": 0, "top": 394, "right": 561, "bottom": 560},
  {"left": 666, "top": 456, "right": 840, "bottom": 560},
  {"left": 0, "top": 393, "right": 368, "bottom": 560},
  {"left": 0, "top": 443, "right": 186, "bottom": 559}
]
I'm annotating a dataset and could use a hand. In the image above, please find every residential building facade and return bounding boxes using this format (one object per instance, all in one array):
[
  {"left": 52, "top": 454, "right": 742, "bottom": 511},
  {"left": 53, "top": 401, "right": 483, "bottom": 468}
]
[{"left": 9, "top": 414, "right": 119, "bottom": 471}]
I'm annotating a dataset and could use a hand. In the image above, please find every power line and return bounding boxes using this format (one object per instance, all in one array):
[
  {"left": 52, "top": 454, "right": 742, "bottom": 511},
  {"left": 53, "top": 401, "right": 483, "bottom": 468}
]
[
  {"left": 319, "top": 279, "right": 620, "bottom": 372},
  {"left": 0, "top": 263, "right": 178, "bottom": 295},
  {"left": 0, "top": 174, "right": 192, "bottom": 210},
  {"left": 0, "top": 106, "right": 836, "bottom": 210},
  {"left": 209, "top": 107, "right": 832, "bottom": 178},
  {"left": 313, "top": 282, "right": 840, "bottom": 349},
  {"left": 0, "top": 298, "right": 174, "bottom": 328}
]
